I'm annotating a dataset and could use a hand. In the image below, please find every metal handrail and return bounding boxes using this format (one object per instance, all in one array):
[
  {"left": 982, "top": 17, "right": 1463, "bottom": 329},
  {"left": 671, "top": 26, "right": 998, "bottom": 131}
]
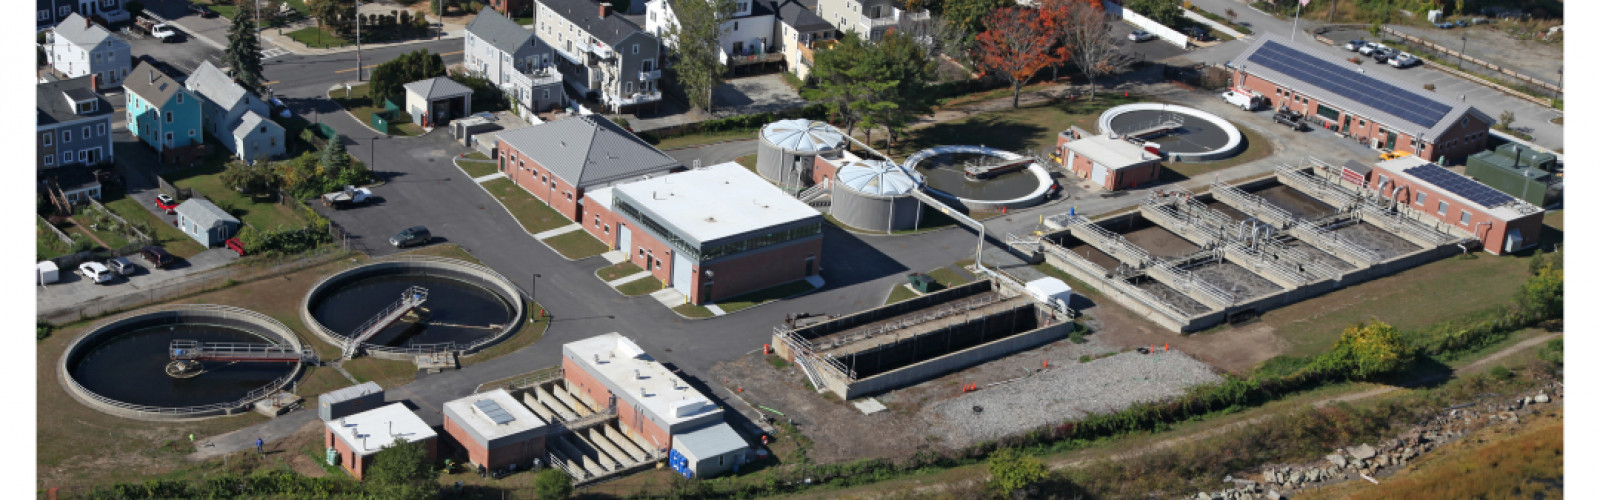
[
  {"left": 343, "top": 286, "right": 429, "bottom": 359},
  {"left": 1212, "top": 179, "right": 1293, "bottom": 227}
]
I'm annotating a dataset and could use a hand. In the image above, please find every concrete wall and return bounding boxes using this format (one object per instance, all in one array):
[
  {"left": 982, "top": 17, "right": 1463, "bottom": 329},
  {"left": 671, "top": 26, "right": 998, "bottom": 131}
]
[
  {"left": 561, "top": 356, "right": 673, "bottom": 452},
  {"left": 443, "top": 407, "right": 548, "bottom": 470},
  {"left": 299, "top": 257, "right": 525, "bottom": 359},
  {"left": 842, "top": 318, "right": 1072, "bottom": 399},
  {"left": 1120, "top": 5, "right": 1188, "bottom": 48},
  {"left": 1368, "top": 163, "right": 1542, "bottom": 254}
]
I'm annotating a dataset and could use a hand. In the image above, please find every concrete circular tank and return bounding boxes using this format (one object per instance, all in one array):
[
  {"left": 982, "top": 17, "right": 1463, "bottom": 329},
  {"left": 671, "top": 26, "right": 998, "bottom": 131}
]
[
  {"left": 58, "top": 304, "right": 307, "bottom": 420},
  {"left": 903, "top": 146, "right": 1054, "bottom": 212},
  {"left": 300, "top": 256, "right": 524, "bottom": 360},
  {"left": 757, "top": 119, "right": 847, "bottom": 189},
  {"left": 830, "top": 159, "right": 925, "bottom": 232},
  {"left": 1097, "top": 103, "right": 1244, "bottom": 161}
]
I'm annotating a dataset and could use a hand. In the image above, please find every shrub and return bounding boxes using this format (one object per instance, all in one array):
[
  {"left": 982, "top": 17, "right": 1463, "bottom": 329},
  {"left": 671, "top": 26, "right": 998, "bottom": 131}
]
[
  {"left": 1424, "top": 83, "right": 1436, "bottom": 91},
  {"left": 1310, "top": 320, "right": 1413, "bottom": 380},
  {"left": 1069, "top": 330, "right": 1085, "bottom": 344},
  {"left": 1489, "top": 365, "right": 1512, "bottom": 381},
  {"left": 987, "top": 447, "right": 1048, "bottom": 496},
  {"left": 1079, "top": 354, "right": 1091, "bottom": 363},
  {"left": 37, "top": 320, "right": 54, "bottom": 341},
  {"left": 534, "top": 469, "right": 573, "bottom": 500}
]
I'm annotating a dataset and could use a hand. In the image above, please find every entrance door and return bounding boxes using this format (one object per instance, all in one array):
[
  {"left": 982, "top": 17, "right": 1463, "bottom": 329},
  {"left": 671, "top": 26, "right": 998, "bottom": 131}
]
[
  {"left": 617, "top": 223, "right": 632, "bottom": 256},
  {"left": 672, "top": 252, "right": 693, "bottom": 295},
  {"left": 1384, "top": 130, "right": 1398, "bottom": 151},
  {"left": 1341, "top": 115, "right": 1351, "bottom": 134},
  {"left": 1091, "top": 162, "right": 1109, "bottom": 186}
]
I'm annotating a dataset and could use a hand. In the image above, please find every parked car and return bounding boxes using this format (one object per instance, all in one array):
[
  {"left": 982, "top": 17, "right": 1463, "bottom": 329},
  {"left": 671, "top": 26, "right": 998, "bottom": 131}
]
[
  {"left": 1344, "top": 38, "right": 1367, "bottom": 51},
  {"left": 79, "top": 262, "right": 115, "bottom": 284},
  {"left": 1389, "top": 52, "right": 1421, "bottom": 68},
  {"left": 151, "top": 23, "right": 180, "bottom": 42},
  {"left": 1273, "top": 111, "right": 1307, "bottom": 131},
  {"left": 107, "top": 256, "right": 138, "bottom": 276},
  {"left": 190, "top": 5, "right": 217, "bottom": 18},
  {"left": 225, "top": 238, "right": 247, "bottom": 257},
  {"left": 1435, "top": 22, "right": 1454, "bottom": 29},
  {"left": 155, "top": 194, "right": 179, "bottom": 213},
  {"left": 1182, "top": 27, "right": 1212, "bottom": 42},
  {"left": 269, "top": 97, "right": 292, "bottom": 118},
  {"left": 1373, "top": 48, "right": 1393, "bottom": 63},
  {"left": 321, "top": 185, "right": 373, "bottom": 209},
  {"left": 1358, "top": 42, "right": 1383, "bottom": 56},
  {"left": 390, "top": 226, "right": 431, "bottom": 248},
  {"left": 1221, "top": 90, "right": 1264, "bottom": 111},
  {"left": 1128, "top": 30, "right": 1155, "bottom": 42},
  {"left": 1456, "top": 19, "right": 1469, "bottom": 27},
  {"left": 141, "top": 245, "right": 176, "bottom": 269}
]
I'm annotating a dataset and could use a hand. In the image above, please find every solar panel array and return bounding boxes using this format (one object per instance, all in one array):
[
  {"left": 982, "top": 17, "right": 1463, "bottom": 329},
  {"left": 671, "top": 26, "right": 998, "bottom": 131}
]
[
  {"left": 474, "top": 399, "right": 517, "bottom": 425},
  {"left": 1404, "top": 163, "right": 1516, "bottom": 208},
  {"left": 1247, "top": 41, "right": 1454, "bottom": 129}
]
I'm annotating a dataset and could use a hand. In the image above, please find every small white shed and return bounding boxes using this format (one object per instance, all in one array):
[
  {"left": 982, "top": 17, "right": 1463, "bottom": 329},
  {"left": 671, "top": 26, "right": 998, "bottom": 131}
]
[
  {"left": 1024, "top": 277, "right": 1074, "bottom": 313},
  {"left": 38, "top": 261, "right": 60, "bottom": 285}
]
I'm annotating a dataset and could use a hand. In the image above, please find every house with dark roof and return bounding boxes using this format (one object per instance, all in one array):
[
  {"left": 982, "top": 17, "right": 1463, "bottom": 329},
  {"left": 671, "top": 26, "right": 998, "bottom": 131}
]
[
  {"left": 186, "top": 61, "right": 284, "bottom": 164},
  {"left": 646, "top": 0, "right": 781, "bottom": 71},
  {"left": 44, "top": 13, "right": 130, "bottom": 89},
  {"left": 124, "top": 61, "right": 203, "bottom": 157},
  {"left": 495, "top": 115, "right": 682, "bottom": 222},
  {"left": 534, "top": 0, "right": 664, "bottom": 112},
  {"left": 770, "top": 0, "right": 836, "bottom": 80},
  {"left": 464, "top": 8, "right": 567, "bottom": 117},
  {"left": 1227, "top": 32, "right": 1493, "bottom": 162},
  {"left": 174, "top": 198, "right": 240, "bottom": 247},
  {"left": 37, "top": 76, "right": 113, "bottom": 170},
  {"left": 37, "top": 0, "right": 130, "bottom": 32}
]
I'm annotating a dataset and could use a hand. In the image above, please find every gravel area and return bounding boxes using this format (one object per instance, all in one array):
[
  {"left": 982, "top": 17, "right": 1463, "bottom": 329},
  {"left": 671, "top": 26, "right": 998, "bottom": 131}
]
[{"left": 925, "top": 351, "right": 1223, "bottom": 449}]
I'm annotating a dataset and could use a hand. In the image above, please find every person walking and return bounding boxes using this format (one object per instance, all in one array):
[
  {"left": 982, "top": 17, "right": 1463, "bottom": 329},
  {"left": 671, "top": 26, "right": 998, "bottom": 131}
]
[{"left": 255, "top": 438, "right": 264, "bottom": 456}]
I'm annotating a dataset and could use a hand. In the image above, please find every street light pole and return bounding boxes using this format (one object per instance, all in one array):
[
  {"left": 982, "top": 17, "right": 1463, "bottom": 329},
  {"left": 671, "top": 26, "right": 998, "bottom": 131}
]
[
  {"left": 355, "top": 0, "right": 363, "bottom": 81},
  {"left": 531, "top": 273, "right": 542, "bottom": 314},
  {"left": 1458, "top": 36, "right": 1466, "bottom": 68}
]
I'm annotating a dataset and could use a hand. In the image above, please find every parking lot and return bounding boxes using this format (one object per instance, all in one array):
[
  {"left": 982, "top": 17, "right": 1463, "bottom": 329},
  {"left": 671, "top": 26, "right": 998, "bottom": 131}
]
[{"left": 37, "top": 248, "right": 238, "bottom": 320}]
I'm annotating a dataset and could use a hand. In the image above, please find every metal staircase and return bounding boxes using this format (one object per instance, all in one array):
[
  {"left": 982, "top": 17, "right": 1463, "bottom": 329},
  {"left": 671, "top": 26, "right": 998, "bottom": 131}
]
[
  {"left": 342, "top": 286, "right": 429, "bottom": 359},
  {"left": 170, "top": 340, "right": 317, "bottom": 363}
]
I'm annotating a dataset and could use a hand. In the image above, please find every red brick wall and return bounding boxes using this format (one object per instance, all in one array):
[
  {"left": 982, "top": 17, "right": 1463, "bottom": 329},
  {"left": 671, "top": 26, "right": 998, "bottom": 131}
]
[
  {"left": 323, "top": 426, "right": 436, "bottom": 480},
  {"left": 444, "top": 415, "right": 547, "bottom": 470},
  {"left": 1066, "top": 150, "right": 1158, "bottom": 191},
  {"left": 1233, "top": 71, "right": 1488, "bottom": 162},
  {"left": 562, "top": 357, "right": 672, "bottom": 450},
  {"left": 443, "top": 415, "right": 489, "bottom": 469},
  {"left": 498, "top": 138, "right": 584, "bottom": 222},
  {"left": 1370, "top": 164, "right": 1542, "bottom": 254},
  {"left": 812, "top": 156, "right": 840, "bottom": 185},
  {"left": 699, "top": 236, "right": 823, "bottom": 303}
]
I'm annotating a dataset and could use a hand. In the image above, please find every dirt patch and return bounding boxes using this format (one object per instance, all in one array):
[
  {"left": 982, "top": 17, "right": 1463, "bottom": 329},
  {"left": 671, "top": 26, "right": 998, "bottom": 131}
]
[
  {"left": 1328, "top": 221, "right": 1422, "bottom": 260},
  {"left": 1252, "top": 185, "right": 1337, "bottom": 220},
  {"left": 1187, "top": 260, "right": 1285, "bottom": 301},
  {"left": 1095, "top": 306, "right": 1288, "bottom": 376},
  {"left": 290, "top": 453, "right": 330, "bottom": 478}
]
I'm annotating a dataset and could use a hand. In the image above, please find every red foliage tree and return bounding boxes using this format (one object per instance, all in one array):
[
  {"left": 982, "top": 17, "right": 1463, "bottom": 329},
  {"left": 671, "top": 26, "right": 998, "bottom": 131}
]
[{"left": 974, "top": 5, "right": 1068, "bottom": 108}]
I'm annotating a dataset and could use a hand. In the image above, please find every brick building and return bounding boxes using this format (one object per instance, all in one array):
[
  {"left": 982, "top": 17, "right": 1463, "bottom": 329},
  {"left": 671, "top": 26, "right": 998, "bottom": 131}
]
[
  {"left": 323, "top": 403, "right": 438, "bottom": 480},
  {"left": 582, "top": 162, "right": 824, "bottom": 305},
  {"left": 1362, "top": 156, "right": 1543, "bottom": 255},
  {"left": 495, "top": 115, "right": 681, "bottom": 223},
  {"left": 561, "top": 333, "right": 749, "bottom": 476},
  {"left": 1228, "top": 33, "right": 1493, "bottom": 163},
  {"left": 1057, "top": 134, "right": 1162, "bottom": 191},
  {"left": 442, "top": 389, "right": 551, "bottom": 471}
]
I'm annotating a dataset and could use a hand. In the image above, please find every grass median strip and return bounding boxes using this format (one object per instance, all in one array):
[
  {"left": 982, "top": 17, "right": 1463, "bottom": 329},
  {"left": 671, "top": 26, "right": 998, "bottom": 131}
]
[
  {"left": 481, "top": 178, "right": 572, "bottom": 234},
  {"left": 543, "top": 230, "right": 609, "bottom": 260},
  {"left": 458, "top": 159, "right": 499, "bottom": 178},
  {"left": 597, "top": 261, "right": 643, "bottom": 282},
  {"left": 672, "top": 303, "right": 715, "bottom": 318},
  {"left": 616, "top": 276, "right": 664, "bottom": 296}
]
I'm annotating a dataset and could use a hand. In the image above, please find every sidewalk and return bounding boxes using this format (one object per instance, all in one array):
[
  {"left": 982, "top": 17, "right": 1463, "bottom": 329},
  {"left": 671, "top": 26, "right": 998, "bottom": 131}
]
[{"left": 256, "top": 8, "right": 474, "bottom": 57}]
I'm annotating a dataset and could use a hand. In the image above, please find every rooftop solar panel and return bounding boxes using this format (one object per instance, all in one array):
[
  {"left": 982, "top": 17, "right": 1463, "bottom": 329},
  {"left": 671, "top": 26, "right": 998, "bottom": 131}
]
[
  {"left": 473, "top": 399, "right": 516, "bottom": 425},
  {"left": 1247, "top": 41, "right": 1453, "bottom": 129},
  {"left": 1403, "top": 163, "right": 1516, "bottom": 208}
]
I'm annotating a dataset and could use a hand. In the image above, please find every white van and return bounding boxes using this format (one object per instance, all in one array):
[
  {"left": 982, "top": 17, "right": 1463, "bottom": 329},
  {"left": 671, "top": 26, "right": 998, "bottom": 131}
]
[{"left": 1221, "top": 90, "right": 1264, "bottom": 111}]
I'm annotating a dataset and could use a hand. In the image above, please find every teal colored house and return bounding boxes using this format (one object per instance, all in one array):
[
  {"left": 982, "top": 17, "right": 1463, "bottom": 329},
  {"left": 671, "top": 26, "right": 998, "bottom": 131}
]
[{"left": 124, "top": 61, "right": 202, "bottom": 157}]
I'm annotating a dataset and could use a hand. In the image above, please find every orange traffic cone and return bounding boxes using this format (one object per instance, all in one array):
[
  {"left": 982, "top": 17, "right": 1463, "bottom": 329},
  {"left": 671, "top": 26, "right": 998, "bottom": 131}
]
[{"left": 1164, "top": 342, "right": 1170, "bottom": 352}]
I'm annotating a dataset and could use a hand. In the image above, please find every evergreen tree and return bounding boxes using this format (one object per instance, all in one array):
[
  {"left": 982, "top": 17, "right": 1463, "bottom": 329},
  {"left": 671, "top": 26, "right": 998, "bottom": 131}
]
[
  {"left": 322, "top": 134, "right": 351, "bottom": 173},
  {"left": 864, "top": 32, "right": 936, "bottom": 150},
  {"left": 667, "top": 0, "right": 737, "bottom": 112},
  {"left": 369, "top": 49, "right": 446, "bottom": 108},
  {"left": 224, "top": 2, "right": 266, "bottom": 95},
  {"left": 802, "top": 33, "right": 885, "bottom": 137}
]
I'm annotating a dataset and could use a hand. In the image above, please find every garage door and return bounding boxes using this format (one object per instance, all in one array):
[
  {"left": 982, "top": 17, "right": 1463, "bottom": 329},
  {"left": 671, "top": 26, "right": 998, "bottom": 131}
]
[
  {"left": 672, "top": 252, "right": 693, "bottom": 295},
  {"left": 1091, "top": 162, "right": 1109, "bottom": 186},
  {"left": 618, "top": 223, "right": 632, "bottom": 256}
]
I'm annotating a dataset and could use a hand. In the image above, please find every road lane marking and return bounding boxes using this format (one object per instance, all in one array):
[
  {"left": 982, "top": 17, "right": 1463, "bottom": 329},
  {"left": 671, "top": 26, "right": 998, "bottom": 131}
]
[{"left": 331, "top": 49, "right": 464, "bottom": 73}]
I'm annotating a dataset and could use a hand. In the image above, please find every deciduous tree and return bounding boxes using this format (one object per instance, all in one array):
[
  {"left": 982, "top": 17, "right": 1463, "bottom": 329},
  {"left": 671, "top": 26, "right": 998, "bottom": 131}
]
[
  {"left": 1316, "top": 320, "right": 1413, "bottom": 380},
  {"left": 534, "top": 469, "right": 574, "bottom": 500},
  {"left": 864, "top": 32, "right": 937, "bottom": 149},
  {"left": 987, "top": 447, "right": 1049, "bottom": 496},
  {"left": 368, "top": 49, "right": 446, "bottom": 108},
  {"left": 220, "top": 160, "right": 278, "bottom": 195},
  {"left": 666, "top": 0, "right": 737, "bottom": 112},
  {"left": 939, "top": 0, "right": 1013, "bottom": 44},
  {"left": 1125, "top": 0, "right": 1181, "bottom": 26},
  {"left": 975, "top": 6, "right": 1067, "bottom": 108},
  {"left": 1048, "top": 0, "right": 1123, "bottom": 99},
  {"left": 308, "top": 0, "right": 355, "bottom": 34}
]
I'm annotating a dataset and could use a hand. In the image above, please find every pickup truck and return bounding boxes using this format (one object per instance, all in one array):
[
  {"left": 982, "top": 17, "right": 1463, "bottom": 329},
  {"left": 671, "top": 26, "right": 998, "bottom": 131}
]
[{"left": 321, "top": 185, "right": 372, "bottom": 209}]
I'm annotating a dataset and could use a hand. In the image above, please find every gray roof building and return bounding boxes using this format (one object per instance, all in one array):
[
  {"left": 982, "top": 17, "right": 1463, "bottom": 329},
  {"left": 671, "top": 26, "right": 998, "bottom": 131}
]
[
  {"left": 466, "top": 7, "right": 537, "bottom": 54},
  {"left": 52, "top": 13, "right": 116, "bottom": 46},
  {"left": 187, "top": 61, "right": 250, "bottom": 111},
  {"left": 1227, "top": 32, "right": 1491, "bottom": 144},
  {"left": 497, "top": 115, "right": 680, "bottom": 187},
  {"left": 175, "top": 198, "right": 239, "bottom": 230},
  {"left": 37, "top": 76, "right": 110, "bottom": 125},
  {"left": 770, "top": 0, "right": 831, "bottom": 31},
  {"left": 541, "top": 0, "right": 648, "bottom": 45},
  {"left": 125, "top": 60, "right": 186, "bottom": 106},
  {"left": 404, "top": 77, "right": 475, "bottom": 101}
]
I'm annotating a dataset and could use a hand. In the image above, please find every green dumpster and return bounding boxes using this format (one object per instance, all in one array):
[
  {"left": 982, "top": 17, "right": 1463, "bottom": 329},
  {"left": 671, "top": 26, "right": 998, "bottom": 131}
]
[{"left": 907, "top": 273, "right": 938, "bottom": 293}]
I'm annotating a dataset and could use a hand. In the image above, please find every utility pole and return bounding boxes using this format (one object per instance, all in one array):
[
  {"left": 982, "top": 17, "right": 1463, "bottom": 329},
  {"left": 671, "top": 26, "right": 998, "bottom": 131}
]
[
  {"left": 356, "top": 0, "right": 364, "bottom": 80},
  {"left": 255, "top": 0, "right": 260, "bottom": 33}
]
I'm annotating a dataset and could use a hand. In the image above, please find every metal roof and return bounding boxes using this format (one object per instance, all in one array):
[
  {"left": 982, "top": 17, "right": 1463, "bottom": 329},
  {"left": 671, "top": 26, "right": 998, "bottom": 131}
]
[
  {"left": 761, "top": 119, "right": 845, "bottom": 153},
  {"left": 52, "top": 13, "right": 123, "bottom": 48},
  {"left": 1229, "top": 33, "right": 1490, "bottom": 143},
  {"left": 324, "top": 403, "right": 437, "bottom": 457},
  {"left": 124, "top": 61, "right": 187, "bottom": 107},
  {"left": 1064, "top": 135, "right": 1160, "bottom": 170},
  {"left": 37, "top": 76, "right": 109, "bottom": 125},
  {"left": 466, "top": 7, "right": 538, "bottom": 55},
  {"left": 1341, "top": 159, "right": 1372, "bottom": 175},
  {"left": 174, "top": 198, "right": 239, "bottom": 229},
  {"left": 496, "top": 115, "right": 680, "bottom": 188},
  {"left": 321, "top": 382, "right": 383, "bottom": 404},
  {"left": 539, "top": 0, "right": 650, "bottom": 46},
  {"left": 836, "top": 160, "right": 920, "bottom": 196},
  {"left": 673, "top": 422, "right": 747, "bottom": 461},
  {"left": 186, "top": 61, "right": 252, "bottom": 111},
  {"left": 404, "top": 77, "right": 475, "bottom": 101},
  {"left": 563, "top": 333, "right": 723, "bottom": 431}
]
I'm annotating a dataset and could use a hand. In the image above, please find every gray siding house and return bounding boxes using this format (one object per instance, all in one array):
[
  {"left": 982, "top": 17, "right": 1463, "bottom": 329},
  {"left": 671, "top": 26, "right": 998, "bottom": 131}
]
[
  {"left": 534, "top": 0, "right": 663, "bottom": 113},
  {"left": 175, "top": 199, "right": 240, "bottom": 247},
  {"left": 38, "top": 0, "right": 129, "bottom": 31},
  {"left": 45, "top": 13, "right": 130, "bottom": 89},
  {"left": 186, "top": 61, "right": 284, "bottom": 164},
  {"left": 464, "top": 8, "right": 566, "bottom": 118},
  {"left": 37, "top": 76, "right": 114, "bottom": 170},
  {"left": 814, "top": 0, "right": 925, "bottom": 41}
]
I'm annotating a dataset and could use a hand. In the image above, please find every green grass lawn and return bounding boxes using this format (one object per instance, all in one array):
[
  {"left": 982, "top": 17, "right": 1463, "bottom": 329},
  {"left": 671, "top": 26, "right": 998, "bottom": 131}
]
[
  {"left": 543, "top": 230, "right": 609, "bottom": 259},
  {"left": 714, "top": 279, "right": 818, "bottom": 313},
  {"left": 514, "top": 16, "right": 534, "bottom": 25},
  {"left": 465, "top": 151, "right": 491, "bottom": 161},
  {"left": 1162, "top": 125, "right": 1276, "bottom": 181},
  {"left": 164, "top": 153, "right": 309, "bottom": 232},
  {"left": 102, "top": 196, "right": 207, "bottom": 258},
  {"left": 208, "top": 3, "right": 237, "bottom": 18},
  {"left": 480, "top": 178, "right": 573, "bottom": 234},
  {"left": 596, "top": 261, "right": 643, "bottom": 281},
  {"left": 884, "top": 284, "right": 920, "bottom": 304},
  {"left": 898, "top": 94, "right": 1144, "bottom": 158},
  {"left": 672, "top": 303, "right": 715, "bottom": 318},
  {"left": 37, "top": 219, "right": 72, "bottom": 261},
  {"left": 461, "top": 302, "right": 548, "bottom": 368},
  {"left": 615, "top": 276, "right": 664, "bottom": 296},
  {"left": 328, "top": 85, "right": 420, "bottom": 137},
  {"left": 651, "top": 129, "right": 758, "bottom": 150},
  {"left": 288, "top": 26, "right": 351, "bottom": 48},
  {"left": 736, "top": 154, "right": 758, "bottom": 173},
  {"left": 456, "top": 159, "right": 498, "bottom": 178},
  {"left": 64, "top": 218, "right": 130, "bottom": 250},
  {"left": 885, "top": 265, "right": 974, "bottom": 304}
]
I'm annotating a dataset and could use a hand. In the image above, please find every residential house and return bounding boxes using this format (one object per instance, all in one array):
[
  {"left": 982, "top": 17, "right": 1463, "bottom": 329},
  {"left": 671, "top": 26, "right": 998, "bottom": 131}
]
[
  {"left": 463, "top": 7, "right": 567, "bottom": 118},
  {"left": 174, "top": 198, "right": 240, "bottom": 247},
  {"left": 44, "top": 13, "right": 130, "bottom": 89},
  {"left": 186, "top": 61, "right": 285, "bottom": 164},
  {"left": 38, "top": 0, "right": 129, "bottom": 31},
  {"left": 814, "top": 0, "right": 925, "bottom": 41},
  {"left": 404, "top": 76, "right": 474, "bottom": 126},
  {"left": 487, "top": 0, "right": 537, "bottom": 18},
  {"left": 534, "top": 0, "right": 664, "bottom": 112},
  {"left": 124, "top": 61, "right": 203, "bottom": 159},
  {"left": 646, "top": 0, "right": 781, "bottom": 70},
  {"left": 494, "top": 115, "right": 681, "bottom": 223},
  {"left": 771, "top": 0, "right": 836, "bottom": 80},
  {"left": 37, "top": 76, "right": 114, "bottom": 170}
]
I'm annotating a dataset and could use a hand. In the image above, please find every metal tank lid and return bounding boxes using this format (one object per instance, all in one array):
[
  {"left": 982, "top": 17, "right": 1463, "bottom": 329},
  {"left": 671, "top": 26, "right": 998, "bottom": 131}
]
[
  {"left": 761, "top": 119, "right": 846, "bottom": 153},
  {"left": 837, "top": 160, "right": 921, "bottom": 196}
]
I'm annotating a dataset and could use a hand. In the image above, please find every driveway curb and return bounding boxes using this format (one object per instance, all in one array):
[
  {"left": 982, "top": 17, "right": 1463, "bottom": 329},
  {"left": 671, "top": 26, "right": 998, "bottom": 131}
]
[{"left": 453, "top": 157, "right": 603, "bottom": 263}]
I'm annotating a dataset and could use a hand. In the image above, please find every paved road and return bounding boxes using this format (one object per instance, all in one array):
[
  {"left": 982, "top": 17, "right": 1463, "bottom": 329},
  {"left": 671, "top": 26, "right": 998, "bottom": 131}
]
[{"left": 1184, "top": 0, "right": 1563, "bottom": 151}]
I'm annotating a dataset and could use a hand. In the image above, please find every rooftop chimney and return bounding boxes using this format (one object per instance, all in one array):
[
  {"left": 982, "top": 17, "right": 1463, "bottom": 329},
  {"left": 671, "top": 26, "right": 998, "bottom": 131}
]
[
  {"left": 85, "top": 16, "right": 91, "bottom": 29},
  {"left": 148, "top": 69, "right": 154, "bottom": 85},
  {"left": 599, "top": 3, "right": 612, "bottom": 18}
]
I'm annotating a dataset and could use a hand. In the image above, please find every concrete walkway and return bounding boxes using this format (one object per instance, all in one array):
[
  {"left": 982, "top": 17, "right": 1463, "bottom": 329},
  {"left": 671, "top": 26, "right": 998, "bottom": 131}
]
[
  {"left": 705, "top": 304, "right": 728, "bottom": 316},
  {"left": 473, "top": 172, "right": 506, "bottom": 183},
  {"left": 188, "top": 411, "right": 317, "bottom": 461},
  {"left": 256, "top": 6, "right": 471, "bottom": 57},
  {"left": 650, "top": 288, "right": 686, "bottom": 308},
  {"left": 531, "top": 223, "right": 583, "bottom": 240},
  {"left": 605, "top": 270, "right": 653, "bottom": 287},
  {"left": 601, "top": 250, "right": 626, "bottom": 264}
]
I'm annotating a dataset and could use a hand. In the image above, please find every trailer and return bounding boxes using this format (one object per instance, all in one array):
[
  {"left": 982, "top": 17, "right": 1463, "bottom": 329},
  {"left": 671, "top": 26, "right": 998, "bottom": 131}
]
[{"left": 321, "top": 186, "right": 372, "bottom": 209}]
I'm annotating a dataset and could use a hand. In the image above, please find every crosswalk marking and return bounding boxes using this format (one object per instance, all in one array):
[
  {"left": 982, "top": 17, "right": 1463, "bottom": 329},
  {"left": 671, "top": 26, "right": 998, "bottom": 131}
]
[{"left": 261, "top": 47, "right": 290, "bottom": 59}]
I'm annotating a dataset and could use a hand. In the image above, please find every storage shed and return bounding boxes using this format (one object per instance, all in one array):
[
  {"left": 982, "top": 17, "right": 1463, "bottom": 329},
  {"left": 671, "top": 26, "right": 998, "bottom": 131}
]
[
  {"left": 174, "top": 198, "right": 240, "bottom": 247},
  {"left": 318, "top": 382, "right": 385, "bottom": 422},
  {"left": 404, "top": 77, "right": 474, "bottom": 128},
  {"left": 667, "top": 422, "right": 748, "bottom": 479}
]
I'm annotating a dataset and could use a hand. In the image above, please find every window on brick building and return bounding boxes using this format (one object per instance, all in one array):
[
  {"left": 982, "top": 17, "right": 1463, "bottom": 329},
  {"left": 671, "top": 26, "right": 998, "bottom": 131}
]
[
  {"left": 1459, "top": 211, "right": 1471, "bottom": 225},
  {"left": 1416, "top": 192, "right": 1426, "bottom": 206},
  {"left": 1438, "top": 201, "right": 1449, "bottom": 215}
]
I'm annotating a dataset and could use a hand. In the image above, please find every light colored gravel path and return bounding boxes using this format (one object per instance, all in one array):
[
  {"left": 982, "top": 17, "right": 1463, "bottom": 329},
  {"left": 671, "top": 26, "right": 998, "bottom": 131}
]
[{"left": 926, "top": 350, "right": 1222, "bottom": 449}]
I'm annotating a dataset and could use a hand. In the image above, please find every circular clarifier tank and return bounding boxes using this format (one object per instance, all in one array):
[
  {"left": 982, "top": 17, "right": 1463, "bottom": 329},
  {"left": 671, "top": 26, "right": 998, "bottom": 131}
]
[
  {"left": 1098, "top": 103, "right": 1244, "bottom": 161},
  {"left": 59, "top": 305, "right": 306, "bottom": 419},
  {"left": 902, "top": 146, "right": 1054, "bottom": 212},
  {"left": 301, "top": 257, "right": 524, "bottom": 359}
]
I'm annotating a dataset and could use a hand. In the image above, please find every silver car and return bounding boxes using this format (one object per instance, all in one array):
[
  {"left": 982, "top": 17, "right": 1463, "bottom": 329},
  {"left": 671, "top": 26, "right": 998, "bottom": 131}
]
[{"left": 107, "top": 256, "right": 138, "bottom": 276}]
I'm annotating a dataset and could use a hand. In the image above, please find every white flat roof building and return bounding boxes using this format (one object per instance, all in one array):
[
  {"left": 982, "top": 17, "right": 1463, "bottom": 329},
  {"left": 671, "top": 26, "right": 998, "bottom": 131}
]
[
  {"left": 325, "top": 403, "right": 437, "bottom": 457},
  {"left": 562, "top": 333, "right": 723, "bottom": 432},
  {"left": 610, "top": 162, "right": 823, "bottom": 253},
  {"left": 1065, "top": 135, "right": 1162, "bottom": 171},
  {"left": 442, "top": 389, "right": 549, "bottom": 447}
]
